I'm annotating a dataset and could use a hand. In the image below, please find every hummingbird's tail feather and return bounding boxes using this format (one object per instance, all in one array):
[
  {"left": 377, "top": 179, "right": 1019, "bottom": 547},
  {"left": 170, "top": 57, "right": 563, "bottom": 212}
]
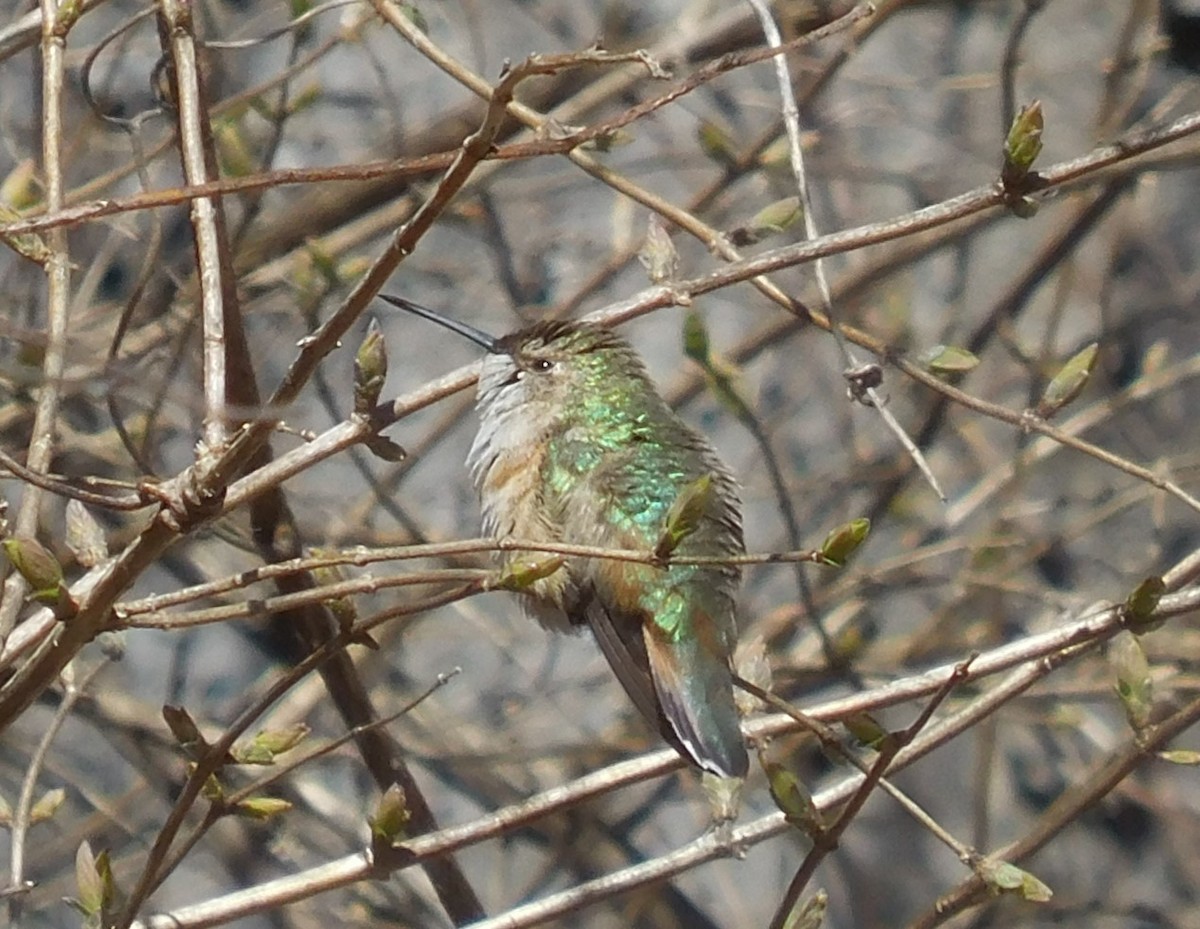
[
  {"left": 584, "top": 596, "right": 748, "bottom": 778},
  {"left": 642, "top": 623, "right": 749, "bottom": 779}
]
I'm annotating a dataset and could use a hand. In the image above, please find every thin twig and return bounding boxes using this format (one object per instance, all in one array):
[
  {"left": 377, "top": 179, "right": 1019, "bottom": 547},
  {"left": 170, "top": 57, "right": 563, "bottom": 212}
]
[
  {"left": 6, "top": 661, "right": 105, "bottom": 924},
  {"left": 225, "top": 668, "right": 461, "bottom": 805},
  {"left": 0, "top": 0, "right": 105, "bottom": 62},
  {"left": 905, "top": 689, "right": 1200, "bottom": 929},
  {"left": 3, "top": 60, "right": 1199, "bottom": 748},
  {"left": 0, "top": 34, "right": 653, "bottom": 743},
  {"left": 944, "top": 348, "right": 1200, "bottom": 526},
  {"left": 0, "top": 447, "right": 146, "bottom": 510},
  {"left": 897, "top": 356, "right": 1200, "bottom": 516},
  {"left": 744, "top": 0, "right": 943, "bottom": 502},
  {"left": 158, "top": 0, "right": 229, "bottom": 452},
  {"left": 112, "top": 581, "right": 472, "bottom": 927},
  {"left": 114, "top": 537, "right": 821, "bottom": 617},
  {"left": 1, "top": 84, "right": 1196, "bottom": 251},
  {"left": 8, "top": 214, "right": 1200, "bottom": 674},
  {"left": 764, "top": 658, "right": 972, "bottom": 929},
  {"left": 122, "top": 569, "right": 488, "bottom": 629},
  {"left": 736, "top": 675, "right": 977, "bottom": 865},
  {"left": 142, "top": 668, "right": 462, "bottom": 909},
  {"left": 127, "top": 590, "right": 1200, "bottom": 929},
  {"left": 202, "top": 39, "right": 668, "bottom": 516},
  {"left": 999, "top": 0, "right": 1046, "bottom": 132},
  {"left": 0, "top": 0, "right": 74, "bottom": 640}
]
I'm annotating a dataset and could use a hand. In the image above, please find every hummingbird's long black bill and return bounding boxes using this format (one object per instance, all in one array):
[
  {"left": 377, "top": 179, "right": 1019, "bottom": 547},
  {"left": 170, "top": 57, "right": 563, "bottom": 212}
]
[{"left": 377, "top": 294, "right": 500, "bottom": 353}]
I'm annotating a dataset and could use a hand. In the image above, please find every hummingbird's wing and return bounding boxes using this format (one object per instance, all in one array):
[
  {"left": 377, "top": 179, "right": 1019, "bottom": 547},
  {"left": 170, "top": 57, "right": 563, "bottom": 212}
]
[
  {"left": 581, "top": 580, "right": 748, "bottom": 779},
  {"left": 559, "top": 433, "right": 747, "bottom": 776},
  {"left": 581, "top": 594, "right": 670, "bottom": 742}
]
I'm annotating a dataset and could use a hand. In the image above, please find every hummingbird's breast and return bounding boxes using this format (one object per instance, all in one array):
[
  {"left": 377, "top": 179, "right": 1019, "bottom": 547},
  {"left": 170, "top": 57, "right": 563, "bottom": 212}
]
[{"left": 468, "top": 410, "right": 577, "bottom": 630}]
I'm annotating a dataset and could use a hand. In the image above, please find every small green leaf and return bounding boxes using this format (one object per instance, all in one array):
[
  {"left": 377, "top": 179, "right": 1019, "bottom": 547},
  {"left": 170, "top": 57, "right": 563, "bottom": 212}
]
[
  {"left": 0, "top": 219, "right": 52, "bottom": 266},
  {"left": 1035, "top": 342, "right": 1098, "bottom": 418},
  {"left": 843, "top": 712, "right": 889, "bottom": 750},
  {"left": 981, "top": 858, "right": 1022, "bottom": 889},
  {"left": 162, "top": 705, "right": 208, "bottom": 755},
  {"left": 364, "top": 434, "right": 407, "bottom": 462},
  {"left": 74, "top": 842, "right": 103, "bottom": 916},
  {"left": 233, "top": 724, "right": 310, "bottom": 765},
  {"left": 370, "top": 784, "right": 410, "bottom": 846},
  {"left": 198, "top": 775, "right": 223, "bottom": 806},
  {"left": 30, "top": 787, "right": 66, "bottom": 825},
  {"left": 310, "top": 552, "right": 358, "bottom": 634},
  {"left": 1, "top": 158, "right": 42, "bottom": 211},
  {"left": 580, "top": 128, "right": 633, "bottom": 152},
  {"left": 764, "top": 760, "right": 823, "bottom": 836},
  {"left": 917, "top": 344, "right": 980, "bottom": 379},
  {"left": 71, "top": 843, "right": 121, "bottom": 924},
  {"left": 494, "top": 555, "right": 566, "bottom": 592},
  {"left": 1019, "top": 869, "right": 1053, "bottom": 902},
  {"left": 254, "top": 724, "right": 309, "bottom": 756},
  {"left": 697, "top": 120, "right": 738, "bottom": 167},
  {"left": 354, "top": 319, "right": 388, "bottom": 414},
  {"left": 303, "top": 239, "right": 340, "bottom": 287},
  {"left": 94, "top": 849, "right": 120, "bottom": 915},
  {"left": 979, "top": 857, "right": 1051, "bottom": 901},
  {"left": 832, "top": 621, "right": 873, "bottom": 662},
  {"left": 655, "top": 473, "right": 715, "bottom": 560},
  {"left": 1109, "top": 630, "right": 1153, "bottom": 732},
  {"left": 1158, "top": 749, "right": 1200, "bottom": 765},
  {"left": 637, "top": 215, "right": 678, "bottom": 284},
  {"left": 682, "top": 312, "right": 756, "bottom": 425},
  {"left": 1003, "top": 100, "right": 1044, "bottom": 177},
  {"left": 214, "top": 119, "right": 256, "bottom": 178},
  {"left": 2, "top": 536, "right": 66, "bottom": 603},
  {"left": 235, "top": 796, "right": 293, "bottom": 821},
  {"left": 682, "top": 311, "right": 710, "bottom": 365},
  {"left": 0, "top": 165, "right": 50, "bottom": 265},
  {"left": 728, "top": 197, "right": 804, "bottom": 246},
  {"left": 783, "top": 889, "right": 828, "bottom": 929},
  {"left": 1123, "top": 575, "right": 1166, "bottom": 629},
  {"left": 757, "top": 135, "right": 791, "bottom": 167},
  {"left": 819, "top": 518, "right": 870, "bottom": 567},
  {"left": 1008, "top": 195, "right": 1040, "bottom": 218}
]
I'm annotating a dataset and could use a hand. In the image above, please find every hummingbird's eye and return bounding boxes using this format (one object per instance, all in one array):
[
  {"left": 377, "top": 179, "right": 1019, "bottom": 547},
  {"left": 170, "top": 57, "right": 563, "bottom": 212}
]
[{"left": 531, "top": 358, "right": 555, "bottom": 373}]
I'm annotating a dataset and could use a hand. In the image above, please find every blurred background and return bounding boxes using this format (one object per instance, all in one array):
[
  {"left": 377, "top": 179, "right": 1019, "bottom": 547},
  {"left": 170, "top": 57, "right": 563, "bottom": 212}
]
[{"left": 1, "top": 1, "right": 1199, "bottom": 927}]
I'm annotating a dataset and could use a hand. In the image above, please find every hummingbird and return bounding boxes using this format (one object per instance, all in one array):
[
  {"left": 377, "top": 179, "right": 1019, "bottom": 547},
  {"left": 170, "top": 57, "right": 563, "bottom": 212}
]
[{"left": 379, "top": 295, "right": 749, "bottom": 778}]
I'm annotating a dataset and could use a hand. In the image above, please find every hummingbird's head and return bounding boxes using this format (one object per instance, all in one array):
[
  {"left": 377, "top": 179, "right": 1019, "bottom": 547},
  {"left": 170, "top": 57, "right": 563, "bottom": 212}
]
[
  {"left": 376, "top": 294, "right": 647, "bottom": 431},
  {"left": 480, "top": 321, "right": 642, "bottom": 424}
]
